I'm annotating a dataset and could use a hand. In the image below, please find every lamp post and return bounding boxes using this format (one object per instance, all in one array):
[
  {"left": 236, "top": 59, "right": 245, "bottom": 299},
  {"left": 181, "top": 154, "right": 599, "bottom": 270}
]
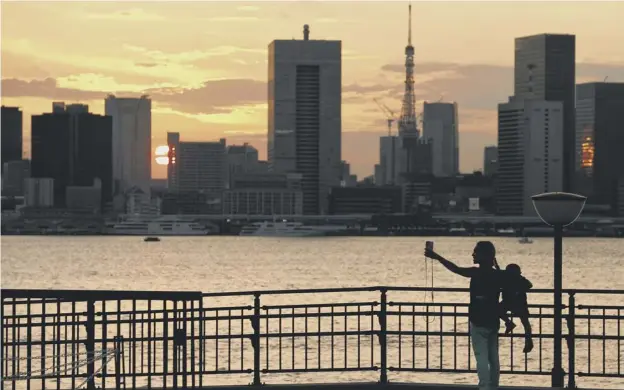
[{"left": 531, "top": 192, "right": 587, "bottom": 388}]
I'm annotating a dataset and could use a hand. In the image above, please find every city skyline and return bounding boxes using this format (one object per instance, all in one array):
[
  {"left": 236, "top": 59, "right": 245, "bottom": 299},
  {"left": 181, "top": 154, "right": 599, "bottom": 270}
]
[{"left": 2, "top": 1, "right": 624, "bottom": 178}]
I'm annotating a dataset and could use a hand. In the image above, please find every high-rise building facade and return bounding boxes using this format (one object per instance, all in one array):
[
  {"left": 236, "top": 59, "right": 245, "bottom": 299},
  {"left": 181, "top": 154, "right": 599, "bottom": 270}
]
[
  {"left": 1, "top": 106, "right": 23, "bottom": 165},
  {"left": 575, "top": 82, "right": 624, "bottom": 212},
  {"left": 2, "top": 160, "right": 30, "bottom": 197},
  {"left": 423, "top": 102, "right": 459, "bottom": 177},
  {"left": 268, "top": 25, "right": 341, "bottom": 214},
  {"left": 167, "top": 132, "right": 226, "bottom": 196},
  {"left": 105, "top": 95, "right": 152, "bottom": 197},
  {"left": 31, "top": 104, "right": 112, "bottom": 208},
  {"left": 483, "top": 146, "right": 498, "bottom": 177},
  {"left": 227, "top": 143, "right": 264, "bottom": 187},
  {"left": 514, "top": 34, "right": 575, "bottom": 191},
  {"left": 496, "top": 98, "right": 564, "bottom": 216},
  {"left": 378, "top": 136, "right": 402, "bottom": 186}
]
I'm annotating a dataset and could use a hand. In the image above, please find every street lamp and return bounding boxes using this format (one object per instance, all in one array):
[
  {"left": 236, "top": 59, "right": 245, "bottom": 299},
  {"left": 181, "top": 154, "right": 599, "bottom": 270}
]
[{"left": 531, "top": 192, "right": 587, "bottom": 388}]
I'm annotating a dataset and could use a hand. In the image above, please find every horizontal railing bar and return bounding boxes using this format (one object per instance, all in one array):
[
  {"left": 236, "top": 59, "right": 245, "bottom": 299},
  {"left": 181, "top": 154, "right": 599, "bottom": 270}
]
[
  {"left": 389, "top": 302, "right": 558, "bottom": 309},
  {"left": 262, "top": 301, "right": 379, "bottom": 310},
  {"left": 261, "top": 367, "right": 379, "bottom": 374},
  {"left": 577, "top": 372, "right": 624, "bottom": 377},
  {"left": 572, "top": 314, "right": 623, "bottom": 320},
  {"left": 389, "top": 368, "right": 552, "bottom": 375},
  {"left": 1, "top": 289, "right": 202, "bottom": 301},
  {"left": 4, "top": 286, "right": 623, "bottom": 301},
  {"left": 577, "top": 305, "right": 624, "bottom": 310}
]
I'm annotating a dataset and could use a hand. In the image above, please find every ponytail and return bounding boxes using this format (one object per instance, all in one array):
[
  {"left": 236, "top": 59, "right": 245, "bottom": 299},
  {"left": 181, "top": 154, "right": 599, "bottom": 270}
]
[{"left": 493, "top": 257, "right": 501, "bottom": 270}]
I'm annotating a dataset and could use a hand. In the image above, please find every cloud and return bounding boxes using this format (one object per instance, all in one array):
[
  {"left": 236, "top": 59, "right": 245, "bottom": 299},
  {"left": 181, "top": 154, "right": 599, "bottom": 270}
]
[
  {"left": 150, "top": 79, "right": 266, "bottom": 115},
  {"left": 237, "top": 5, "right": 259, "bottom": 12},
  {"left": 87, "top": 8, "right": 164, "bottom": 21},
  {"left": 1, "top": 76, "right": 266, "bottom": 116},
  {"left": 379, "top": 61, "right": 624, "bottom": 110},
  {"left": 122, "top": 44, "right": 264, "bottom": 64},
  {"left": 205, "top": 16, "right": 262, "bottom": 22},
  {"left": 135, "top": 63, "right": 159, "bottom": 68},
  {"left": 1, "top": 78, "right": 103, "bottom": 101}
]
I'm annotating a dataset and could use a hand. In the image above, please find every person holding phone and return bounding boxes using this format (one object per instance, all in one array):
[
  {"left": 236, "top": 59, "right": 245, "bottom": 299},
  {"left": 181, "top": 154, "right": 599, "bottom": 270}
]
[{"left": 424, "top": 241, "right": 531, "bottom": 390}]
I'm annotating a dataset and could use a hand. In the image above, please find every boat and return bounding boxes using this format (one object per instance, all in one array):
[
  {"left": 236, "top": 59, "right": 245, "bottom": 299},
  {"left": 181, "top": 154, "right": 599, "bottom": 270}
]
[
  {"left": 239, "top": 221, "right": 344, "bottom": 237},
  {"left": 107, "top": 215, "right": 216, "bottom": 236},
  {"left": 518, "top": 236, "right": 533, "bottom": 244},
  {"left": 144, "top": 237, "right": 160, "bottom": 242}
]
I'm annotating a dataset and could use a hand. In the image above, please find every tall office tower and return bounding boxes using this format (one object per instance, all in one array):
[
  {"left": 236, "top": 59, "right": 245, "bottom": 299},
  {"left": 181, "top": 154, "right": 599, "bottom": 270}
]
[
  {"left": 2, "top": 160, "right": 30, "bottom": 196},
  {"left": 105, "top": 95, "right": 152, "bottom": 197},
  {"left": 31, "top": 103, "right": 112, "bottom": 208},
  {"left": 1, "top": 106, "right": 23, "bottom": 165},
  {"left": 483, "top": 146, "right": 498, "bottom": 177},
  {"left": 167, "top": 132, "right": 226, "bottom": 195},
  {"left": 423, "top": 102, "right": 459, "bottom": 177},
  {"left": 378, "top": 135, "right": 402, "bottom": 185},
  {"left": 514, "top": 34, "right": 575, "bottom": 191},
  {"left": 496, "top": 98, "right": 564, "bottom": 216},
  {"left": 268, "top": 25, "right": 341, "bottom": 215},
  {"left": 576, "top": 82, "right": 624, "bottom": 211},
  {"left": 227, "top": 143, "right": 261, "bottom": 187}
]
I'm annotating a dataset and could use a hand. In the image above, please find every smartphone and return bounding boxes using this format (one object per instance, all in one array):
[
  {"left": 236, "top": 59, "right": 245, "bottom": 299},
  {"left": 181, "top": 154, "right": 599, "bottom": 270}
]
[{"left": 425, "top": 241, "right": 434, "bottom": 251}]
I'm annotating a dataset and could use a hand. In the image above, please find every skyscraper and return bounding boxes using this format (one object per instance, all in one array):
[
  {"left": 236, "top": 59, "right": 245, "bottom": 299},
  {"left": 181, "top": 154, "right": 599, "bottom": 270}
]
[
  {"left": 1, "top": 106, "right": 23, "bottom": 165},
  {"left": 268, "top": 25, "right": 341, "bottom": 214},
  {"left": 31, "top": 104, "right": 112, "bottom": 208},
  {"left": 496, "top": 98, "right": 564, "bottom": 216},
  {"left": 423, "top": 102, "right": 459, "bottom": 177},
  {"left": 483, "top": 146, "right": 498, "bottom": 177},
  {"left": 378, "top": 135, "right": 401, "bottom": 185},
  {"left": 167, "top": 132, "right": 226, "bottom": 195},
  {"left": 105, "top": 95, "right": 152, "bottom": 197},
  {"left": 575, "top": 82, "right": 624, "bottom": 211},
  {"left": 514, "top": 34, "right": 575, "bottom": 191}
]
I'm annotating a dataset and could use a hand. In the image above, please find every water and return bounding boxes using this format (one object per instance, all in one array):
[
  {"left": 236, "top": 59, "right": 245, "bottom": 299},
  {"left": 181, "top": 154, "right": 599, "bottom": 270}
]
[{"left": 2, "top": 236, "right": 623, "bottom": 388}]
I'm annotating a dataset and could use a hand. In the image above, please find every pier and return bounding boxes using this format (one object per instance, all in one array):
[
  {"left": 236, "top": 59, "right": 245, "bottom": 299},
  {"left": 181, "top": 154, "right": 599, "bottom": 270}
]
[{"left": 1, "top": 287, "right": 622, "bottom": 389}]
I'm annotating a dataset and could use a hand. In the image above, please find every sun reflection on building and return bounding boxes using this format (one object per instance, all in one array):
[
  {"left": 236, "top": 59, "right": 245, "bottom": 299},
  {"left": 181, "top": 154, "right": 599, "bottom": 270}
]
[{"left": 580, "top": 133, "right": 595, "bottom": 176}]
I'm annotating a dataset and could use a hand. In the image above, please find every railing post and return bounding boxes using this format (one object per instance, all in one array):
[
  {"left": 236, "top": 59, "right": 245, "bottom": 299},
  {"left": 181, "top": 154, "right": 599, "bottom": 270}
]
[
  {"left": 566, "top": 292, "right": 576, "bottom": 389},
  {"left": 378, "top": 288, "right": 388, "bottom": 384},
  {"left": 114, "top": 336, "right": 122, "bottom": 389},
  {"left": 252, "top": 294, "right": 262, "bottom": 386},
  {"left": 85, "top": 299, "right": 96, "bottom": 390}
]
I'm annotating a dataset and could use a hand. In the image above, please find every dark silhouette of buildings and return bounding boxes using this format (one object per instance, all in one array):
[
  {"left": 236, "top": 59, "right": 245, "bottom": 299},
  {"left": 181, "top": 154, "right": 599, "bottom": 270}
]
[
  {"left": 514, "top": 34, "right": 576, "bottom": 192},
  {"left": 576, "top": 82, "right": 624, "bottom": 213},
  {"left": 1, "top": 106, "right": 23, "bottom": 165},
  {"left": 483, "top": 146, "right": 498, "bottom": 177},
  {"left": 328, "top": 186, "right": 402, "bottom": 215},
  {"left": 31, "top": 104, "right": 112, "bottom": 208}
]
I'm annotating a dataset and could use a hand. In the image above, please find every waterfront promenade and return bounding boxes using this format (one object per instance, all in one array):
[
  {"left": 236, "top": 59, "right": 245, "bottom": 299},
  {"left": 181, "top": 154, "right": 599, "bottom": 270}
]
[{"left": 1, "top": 286, "right": 622, "bottom": 390}]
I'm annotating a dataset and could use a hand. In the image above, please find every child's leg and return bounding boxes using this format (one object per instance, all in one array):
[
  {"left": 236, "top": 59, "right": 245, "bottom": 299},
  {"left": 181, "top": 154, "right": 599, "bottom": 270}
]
[
  {"left": 519, "top": 314, "right": 534, "bottom": 353},
  {"left": 499, "top": 302, "right": 516, "bottom": 334}
]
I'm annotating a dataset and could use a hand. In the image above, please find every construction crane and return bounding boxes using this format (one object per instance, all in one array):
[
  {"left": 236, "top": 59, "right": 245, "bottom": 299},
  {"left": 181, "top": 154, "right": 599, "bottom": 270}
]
[
  {"left": 373, "top": 98, "right": 399, "bottom": 185},
  {"left": 374, "top": 98, "right": 398, "bottom": 136}
]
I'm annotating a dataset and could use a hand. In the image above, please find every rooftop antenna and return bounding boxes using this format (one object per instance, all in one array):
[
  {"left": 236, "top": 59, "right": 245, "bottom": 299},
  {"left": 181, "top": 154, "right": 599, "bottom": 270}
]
[
  {"left": 408, "top": 3, "right": 412, "bottom": 46},
  {"left": 303, "top": 24, "right": 310, "bottom": 40}
]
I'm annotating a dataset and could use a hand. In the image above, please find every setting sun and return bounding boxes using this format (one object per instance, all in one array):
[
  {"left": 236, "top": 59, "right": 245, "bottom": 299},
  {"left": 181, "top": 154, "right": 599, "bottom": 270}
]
[{"left": 155, "top": 145, "right": 169, "bottom": 165}]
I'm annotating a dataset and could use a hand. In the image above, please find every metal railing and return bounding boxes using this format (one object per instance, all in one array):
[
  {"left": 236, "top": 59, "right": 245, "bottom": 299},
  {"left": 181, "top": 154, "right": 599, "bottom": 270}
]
[{"left": 1, "top": 287, "right": 622, "bottom": 389}]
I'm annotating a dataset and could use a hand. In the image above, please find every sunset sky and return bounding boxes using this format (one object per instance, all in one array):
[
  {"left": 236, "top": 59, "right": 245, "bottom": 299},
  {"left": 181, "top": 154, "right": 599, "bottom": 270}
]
[{"left": 2, "top": 1, "right": 624, "bottom": 179}]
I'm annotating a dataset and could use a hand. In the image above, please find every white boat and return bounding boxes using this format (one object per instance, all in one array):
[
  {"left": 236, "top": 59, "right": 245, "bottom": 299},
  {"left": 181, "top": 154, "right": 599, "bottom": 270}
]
[
  {"left": 239, "top": 221, "right": 344, "bottom": 237},
  {"left": 518, "top": 236, "right": 533, "bottom": 244},
  {"left": 107, "top": 215, "right": 215, "bottom": 236}
]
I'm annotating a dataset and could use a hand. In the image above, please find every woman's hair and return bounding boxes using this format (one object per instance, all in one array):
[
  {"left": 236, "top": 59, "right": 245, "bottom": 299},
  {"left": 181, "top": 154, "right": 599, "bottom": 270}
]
[{"left": 475, "top": 241, "right": 498, "bottom": 269}]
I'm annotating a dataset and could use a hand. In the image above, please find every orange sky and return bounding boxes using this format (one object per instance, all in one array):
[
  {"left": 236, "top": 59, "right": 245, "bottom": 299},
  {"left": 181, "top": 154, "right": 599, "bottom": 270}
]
[{"left": 2, "top": 1, "right": 624, "bottom": 178}]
